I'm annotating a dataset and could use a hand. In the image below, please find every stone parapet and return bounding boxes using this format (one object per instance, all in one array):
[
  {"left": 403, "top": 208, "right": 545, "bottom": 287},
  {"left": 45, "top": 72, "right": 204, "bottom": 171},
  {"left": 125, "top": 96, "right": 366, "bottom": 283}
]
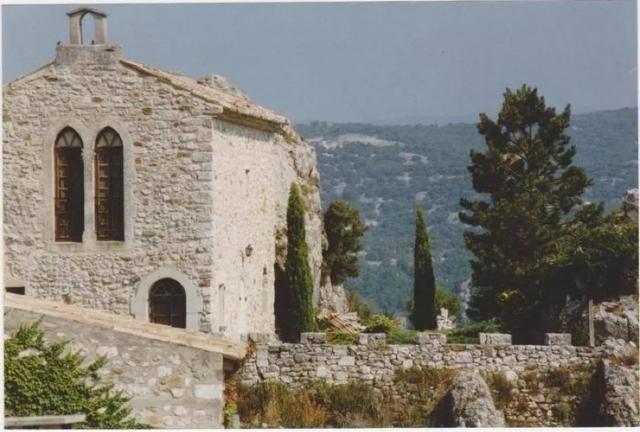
[
  {"left": 545, "top": 333, "right": 572, "bottom": 345},
  {"left": 417, "top": 331, "right": 447, "bottom": 345},
  {"left": 240, "top": 338, "right": 602, "bottom": 388},
  {"left": 247, "top": 332, "right": 276, "bottom": 345},
  {"left": 300, "top": 332, "right": 327, "bottom": 344},
  {"left": 358, "top": 333, "right": 386, "bottom": 345},
  {"left": 239, "top": 337, "right": 606, "bottom": 427},
  {"left": 479, "top": 333, "right": 512, "bottom": 345}
]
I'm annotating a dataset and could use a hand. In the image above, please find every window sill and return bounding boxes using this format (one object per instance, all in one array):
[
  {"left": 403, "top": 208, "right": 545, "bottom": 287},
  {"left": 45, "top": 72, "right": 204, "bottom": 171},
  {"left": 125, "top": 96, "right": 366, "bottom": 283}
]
[{"left": 47, "top": 239, "right": 132, "bottom": 253}]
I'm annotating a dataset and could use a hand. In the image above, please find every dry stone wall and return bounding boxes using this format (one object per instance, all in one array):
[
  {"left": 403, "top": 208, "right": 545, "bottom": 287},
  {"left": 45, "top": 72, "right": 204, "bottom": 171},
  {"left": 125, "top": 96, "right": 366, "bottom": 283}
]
[
  {"left": 239, "top": 332, "right": 607, "bottom": 426},
  {"left": 5, "top": 306, "right": 225, "bottom": 429}
]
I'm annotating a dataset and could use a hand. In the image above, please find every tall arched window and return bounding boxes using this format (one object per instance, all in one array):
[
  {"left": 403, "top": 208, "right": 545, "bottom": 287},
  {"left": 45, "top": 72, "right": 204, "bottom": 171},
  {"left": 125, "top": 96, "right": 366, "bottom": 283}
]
[
  {"left": 149, "top": 278, "right": 186, "bottom": 328},
  {"left": 95, "top": 127, "right": 124, "bottom": 241},
  {"left": 55, "top": 127, "right": 84, "bottom": 242}
]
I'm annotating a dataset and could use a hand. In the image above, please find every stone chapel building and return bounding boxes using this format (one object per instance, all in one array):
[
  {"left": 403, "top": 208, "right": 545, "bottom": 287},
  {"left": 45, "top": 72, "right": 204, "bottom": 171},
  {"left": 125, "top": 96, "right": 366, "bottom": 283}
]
[{"left": 3, "top": 8, "right": 328, "bottom": 341}]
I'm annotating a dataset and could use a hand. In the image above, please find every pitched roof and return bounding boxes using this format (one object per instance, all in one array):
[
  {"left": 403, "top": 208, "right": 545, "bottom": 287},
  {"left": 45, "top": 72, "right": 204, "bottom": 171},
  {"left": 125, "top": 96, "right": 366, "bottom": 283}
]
[
  {"left": 120, "top": 59, "right": 300, "bottom": 140},
  {"left": 67, "top": 7, "right": 107, "bottom": 18},
  {"left": 5, "top": 56, "right": 301, "bottom": 141}
]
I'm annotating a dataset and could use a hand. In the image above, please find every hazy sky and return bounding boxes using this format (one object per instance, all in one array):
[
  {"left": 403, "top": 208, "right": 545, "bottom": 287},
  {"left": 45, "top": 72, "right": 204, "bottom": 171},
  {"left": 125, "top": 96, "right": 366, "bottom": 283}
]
[{"left": 2, "top": 1, "right": 637, "bottom": 123}]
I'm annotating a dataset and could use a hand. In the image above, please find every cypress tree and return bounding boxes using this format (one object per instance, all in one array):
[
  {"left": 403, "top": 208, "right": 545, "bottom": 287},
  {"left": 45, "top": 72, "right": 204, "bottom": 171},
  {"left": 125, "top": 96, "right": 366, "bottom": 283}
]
[
  {"left": 413, "top": 207, "right": 436, "bottom": 330},
  {"left": 282, "top": 183, "right": 317, "bottom": 341}
]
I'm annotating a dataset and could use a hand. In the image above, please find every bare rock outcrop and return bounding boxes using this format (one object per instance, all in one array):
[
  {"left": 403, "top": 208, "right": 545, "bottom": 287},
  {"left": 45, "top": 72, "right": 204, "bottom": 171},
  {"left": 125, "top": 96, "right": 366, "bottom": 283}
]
[
  {"left": 584, "top": 352, "right": 640, "bottom": 427},
  {"left": 318, "top": 280, "right": 349, "bottom": 314},
  {"left": 594, "top": 295, "right": 639, "bottom": 345},
  {"left": 434, "top": 370, "right": 505, "bottom": 427}
]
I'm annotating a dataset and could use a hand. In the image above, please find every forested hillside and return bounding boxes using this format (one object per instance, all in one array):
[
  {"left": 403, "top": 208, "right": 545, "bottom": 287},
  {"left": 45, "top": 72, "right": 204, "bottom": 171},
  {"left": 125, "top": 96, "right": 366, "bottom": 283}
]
[{"left": 296, "top": 108, "right": 638, "bottom": 314}]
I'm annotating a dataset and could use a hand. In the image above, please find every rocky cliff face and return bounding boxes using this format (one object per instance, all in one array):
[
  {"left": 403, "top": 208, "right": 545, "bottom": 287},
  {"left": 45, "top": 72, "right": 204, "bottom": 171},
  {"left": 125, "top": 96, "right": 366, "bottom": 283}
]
[
  {"left": 276, "top": 133, "right": 345, "bottom": 311},
  {"left": 594, "top": 295, "right": 639, "bottom": 345},
  {"left": 582, "top": 340, "right": 640, "bottom": 427}
]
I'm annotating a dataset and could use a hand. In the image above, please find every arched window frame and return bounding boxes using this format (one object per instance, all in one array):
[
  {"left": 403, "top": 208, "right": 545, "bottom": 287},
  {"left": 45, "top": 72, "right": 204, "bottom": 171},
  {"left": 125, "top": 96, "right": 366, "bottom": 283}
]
[
  {"left": 43, "top": 118, "right": 133, "bottom": 251},
  {"left": 148, "top": 278, "right": 187, "bottom": 328},
  {"left": 54, "top": 127, "right": 84, "bottom": 242},
  {"left": 131, "top": 267, "right": 203, "bottom": 331},
  {"left": 94, "top": 127, "right": 124, "bottom": 241}
]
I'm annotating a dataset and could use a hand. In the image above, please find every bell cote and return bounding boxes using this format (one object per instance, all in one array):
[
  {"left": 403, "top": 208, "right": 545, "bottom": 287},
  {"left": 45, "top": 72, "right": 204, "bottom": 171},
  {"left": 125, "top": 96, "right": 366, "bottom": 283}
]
[
  {"left": 67, "top": 7, "right": 108, "bottom": 45},
  {"left": 55, "top": 8, "right": 121, "bottom": 66}
]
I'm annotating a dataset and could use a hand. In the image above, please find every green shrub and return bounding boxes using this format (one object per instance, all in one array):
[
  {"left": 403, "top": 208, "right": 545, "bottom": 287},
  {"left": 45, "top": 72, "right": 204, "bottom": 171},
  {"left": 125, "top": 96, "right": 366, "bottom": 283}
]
[
  {"left": 447, "top": 319, "right": 504, "bottom": 344},
  {"left": 387, "top": 328, "right": 418, "bottom": 344},
  {"left": 223, "top": 401, "right": 238, "bottom": 427},
  {"left": 326, "top": 329, "right": 358, "bottom": 345},
  {"left": 4, "top": 321, "right": 148, "bottom": 429},
  {"left": 434, "top": 286, "right": 462, "bottom": 319},
  {"left": 316, "top": 316, "right": 332, "bottom": 331},
  {"left": 363, "top": 314, "right": 398, "bottom": 334},
  {"left": 346, "top": 288, "right": 373, "bottom": 322}
]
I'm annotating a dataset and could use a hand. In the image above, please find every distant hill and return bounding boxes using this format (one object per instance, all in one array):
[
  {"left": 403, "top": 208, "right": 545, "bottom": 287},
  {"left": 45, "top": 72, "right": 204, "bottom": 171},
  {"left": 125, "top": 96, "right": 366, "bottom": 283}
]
[{"left": 296, "top": 107, "right": 638, "bottom": 314}]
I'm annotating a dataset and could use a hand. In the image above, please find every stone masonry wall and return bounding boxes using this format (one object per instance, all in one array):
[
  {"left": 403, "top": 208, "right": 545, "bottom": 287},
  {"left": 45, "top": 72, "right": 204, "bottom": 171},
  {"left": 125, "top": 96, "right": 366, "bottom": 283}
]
[
  {"left": 3, "top": 45, "right": 325, "bottom": 340},
  {"left": 239, "top": 332, "right": 605, "bottom": 426},
  {"left": 5, "top": 306, "right": 225, "bottom": 429}
]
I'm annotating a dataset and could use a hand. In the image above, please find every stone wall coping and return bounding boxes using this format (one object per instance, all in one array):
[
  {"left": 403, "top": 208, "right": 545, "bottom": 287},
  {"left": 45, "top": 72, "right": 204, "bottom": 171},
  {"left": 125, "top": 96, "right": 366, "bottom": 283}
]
[
  {"left": 358, "top": 333, "right": 386, "bottom": 345},
  {"left": 4, "top": 294, "right": 246, "bottom": 360},
  {"left": 544, "top": 333, "right": 573, "bottom": 345},
  {"left": 416, "top": 331, "right": 447, "bottom": 345},
  {"left": 479, "top": 333, "right": 513, "bottom": 345},
  {"left": 300, "top": 332, "right": 327, "bottom": 344},
  {"left": 5, "top": 414, "right": 86, "bottom": 428}
]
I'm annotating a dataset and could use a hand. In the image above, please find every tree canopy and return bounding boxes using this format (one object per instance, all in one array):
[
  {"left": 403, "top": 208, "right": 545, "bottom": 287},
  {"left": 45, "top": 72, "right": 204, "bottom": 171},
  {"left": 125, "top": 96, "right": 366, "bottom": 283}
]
[
  {"left": 322, "top": 200, "right": 367, "bottom": 286},
  {"left": 460, "top": 85, "right": 593, "bottom": 342}
]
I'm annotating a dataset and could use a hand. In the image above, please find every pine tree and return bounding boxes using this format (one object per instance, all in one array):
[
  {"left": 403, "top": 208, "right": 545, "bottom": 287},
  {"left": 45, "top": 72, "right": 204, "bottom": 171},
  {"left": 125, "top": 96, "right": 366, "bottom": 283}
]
[
  {"left": 281, "top": 183, "right": 317, "bottom": 342},
  {"left": 413, "top": 207, "right": 436, "bottom": 330},
  {"left": 459, "top": 85, "right": 592, "bottom": 342},
  {"left": 322, "top": 200, "right": 367, "bottom": 286}
]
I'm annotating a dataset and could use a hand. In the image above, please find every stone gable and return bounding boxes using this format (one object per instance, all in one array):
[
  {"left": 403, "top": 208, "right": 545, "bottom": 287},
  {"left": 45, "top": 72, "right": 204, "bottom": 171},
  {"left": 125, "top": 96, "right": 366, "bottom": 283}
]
[{"left": 3, "top": 10, "right": 325, "bottom": 340}]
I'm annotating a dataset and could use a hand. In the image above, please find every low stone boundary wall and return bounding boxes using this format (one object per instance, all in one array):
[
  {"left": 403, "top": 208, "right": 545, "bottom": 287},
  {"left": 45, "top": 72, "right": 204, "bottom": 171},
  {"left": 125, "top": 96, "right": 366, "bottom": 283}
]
[
  {"left": 239, "top": 331, "right": 604, "bottom": 426},
  {"left": 240, "top": 331, "right": 599, "bottom": 386},
  {"left": 4, "top": 294, "right": 247, "bottom": 429}
]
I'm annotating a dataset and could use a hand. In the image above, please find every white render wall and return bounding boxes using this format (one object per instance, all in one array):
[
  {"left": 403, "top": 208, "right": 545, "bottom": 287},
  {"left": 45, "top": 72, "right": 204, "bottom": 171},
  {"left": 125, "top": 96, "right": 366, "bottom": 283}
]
[
  {"left": 208, "top": 119, "right": 323, "bottom": 338},
  {"left": 3, "top": 46, "right": 323, "bottom": 340}
]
